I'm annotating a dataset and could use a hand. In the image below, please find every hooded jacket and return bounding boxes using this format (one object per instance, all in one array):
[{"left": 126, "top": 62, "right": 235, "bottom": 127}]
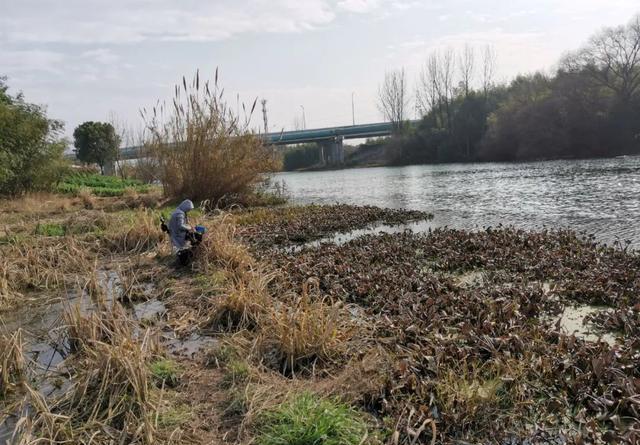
[{"left": 168, "top": 199, "right": 194, "bottom": 250}]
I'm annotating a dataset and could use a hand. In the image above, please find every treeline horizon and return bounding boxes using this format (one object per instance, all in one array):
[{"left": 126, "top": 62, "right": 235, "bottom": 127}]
[{"left": 384, "top": 14, "right": 640, "bottom": 165}]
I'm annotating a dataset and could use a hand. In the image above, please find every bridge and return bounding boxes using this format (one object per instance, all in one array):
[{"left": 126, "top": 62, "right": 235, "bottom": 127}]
[
  {"left": 89, "top": 121, "right": 410, "bottom": 173},
  {"left": 264, "top": 121, "right": 397, "bottom": 166}
]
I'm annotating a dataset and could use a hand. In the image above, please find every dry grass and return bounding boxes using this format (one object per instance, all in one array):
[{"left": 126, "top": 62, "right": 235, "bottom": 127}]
[
  {"left": 433, "top": 359, "right": 529, "bottom": 435},
  {"left": 12, "top": 302, "right": 161, "bottom": 444},
  {"left": 0, "top": 237, "right": 95, "bottom": 310},
  {"left": 206, "top": 268, "right": 274, "bottom": 330},
  {"left": 0, "top": 329, "right": 26, "bottom": 399},
  {"left": 0, "top": 192, "right": 74, "bottom": 215},
  {"left": 142, "top": 70, "right": 279, "bottom": 207},
  {"left": 76, "top": 186, "right": 95, "bottom": 209},
  {"left": 195, "top": 216, "right": 255, "bottom": 273},
  {"left": 101, "top": 209, "right": 165, "bottom": 253},
  {"left": 256, "top": 289, "right": 349, "bottom": 376}
]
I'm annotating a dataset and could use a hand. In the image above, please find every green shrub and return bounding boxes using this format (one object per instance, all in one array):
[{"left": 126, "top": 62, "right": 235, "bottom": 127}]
[
  {"left": 0, "top": 78, "right": 68, "bottom": 196},
  {"left": 256, "top": 392, "right": 367, "bottom": 445}
]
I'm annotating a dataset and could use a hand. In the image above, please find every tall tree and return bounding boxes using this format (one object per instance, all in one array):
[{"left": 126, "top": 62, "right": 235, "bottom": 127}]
[
  {"left": 73, "top": 121, "right": 120, "bottom": 174},
  {"left": 378, "top": 68, "right": 409, "bottom": 133}
]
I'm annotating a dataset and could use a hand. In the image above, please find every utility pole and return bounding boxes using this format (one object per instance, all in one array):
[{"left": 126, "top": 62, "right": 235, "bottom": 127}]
[
  {"left": 351, "top": 92, "right": 355, "bottom": 125},
  {"left": 261, "top": 99, "right": 268, "bottom": 135},
  {"left": 300, "top": 105, "right": 306, "bottom": 130}
]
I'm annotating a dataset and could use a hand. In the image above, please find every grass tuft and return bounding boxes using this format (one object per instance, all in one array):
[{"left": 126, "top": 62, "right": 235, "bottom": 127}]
[
  {"left": 256, "top": 392, "right": 367, "bottom": 445},
  {"left": 34, "top": 222, "right": 65, "bottom": 237},
  {"left": 149, "top": 358, "right": 180, "bottom": 387}
]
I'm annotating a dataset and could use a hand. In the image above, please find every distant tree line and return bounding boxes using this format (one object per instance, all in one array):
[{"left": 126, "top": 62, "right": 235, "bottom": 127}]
[{"left": 382, "top": 15, "right": 640, "bottom": 164}]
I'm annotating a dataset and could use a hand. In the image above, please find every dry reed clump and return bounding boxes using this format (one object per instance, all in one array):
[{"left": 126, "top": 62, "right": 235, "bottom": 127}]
[
  {"left": 194, "top": 216, "right": 256, "bottom": 273},
  {"left": 142, "top": 70, "right": 279, "bottom": 207},
  {"left": 206, "top": 268, "right": 274, "bottom": 331},
  {"left": 0, "top": 237, "right": 95, "bottom": 308},
  {"left": 63, "top": 301, "right": 135, "bottom": 353},
  {"left": 0, "top": 329, "right": 26, "bottom": 399},
  {"left": 101, "top": 209, "right": 165, "bottom": 254},
  {"left": 255, "top": 282, "right": 351, "bottom": 376},
  {"left": 14, "top": 303, "right": 161, "bottom": 444}
]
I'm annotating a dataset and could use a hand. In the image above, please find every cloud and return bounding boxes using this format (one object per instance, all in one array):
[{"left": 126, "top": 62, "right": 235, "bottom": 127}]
[
  {"left": 81, "top": 49, "right": 119, "bottom": 65},
  {"left": 1, "top": 0, "right": 342, "bottom": 44},
  {"left": 337, "top": 0, "right": 381, "bottom": 13},
  {"left": 0, "top": 50, "right": 67, "bottom": 75}
]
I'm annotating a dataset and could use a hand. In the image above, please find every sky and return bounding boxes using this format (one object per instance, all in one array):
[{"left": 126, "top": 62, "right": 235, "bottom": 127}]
[{"left": 2, "top": 0, "right": 639, "bottom": 143}]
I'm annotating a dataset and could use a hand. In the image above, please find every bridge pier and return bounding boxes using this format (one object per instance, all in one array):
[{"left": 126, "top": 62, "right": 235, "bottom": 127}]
[{"left": 319, "top": 137, "right": 344, "bottom": 167}]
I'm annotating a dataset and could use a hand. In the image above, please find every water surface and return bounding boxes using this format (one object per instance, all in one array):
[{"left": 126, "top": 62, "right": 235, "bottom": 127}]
[{"left": 274, "top": 156, "right": 640, "bottom": 248}]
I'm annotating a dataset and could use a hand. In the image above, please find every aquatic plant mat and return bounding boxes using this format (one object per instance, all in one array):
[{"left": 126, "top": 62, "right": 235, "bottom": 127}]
[{"left": 1, "top": 200, "right": 638, "bottom": 444}]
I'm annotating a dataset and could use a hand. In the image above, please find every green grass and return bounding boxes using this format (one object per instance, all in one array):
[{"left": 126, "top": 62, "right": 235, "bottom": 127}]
[
  {"left": 56, "top": 173, "right": 150, "bottom": 196},
  {"left": 256, "top": 392, "right": 368, "bottom": 445},
  {"left": 149, "top": 359, "right": 180, "bottom": 387},
  {"left": 35, "top": 222, "right": 65, "bottom": 236}
]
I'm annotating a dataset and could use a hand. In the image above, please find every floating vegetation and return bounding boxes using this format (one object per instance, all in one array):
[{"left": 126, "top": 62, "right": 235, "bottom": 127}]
[
  {"left": 236, "top": 204, "right": 432, "bottom": 247},
  {"left": 255, "top": 224, "right": 640, "bottom": 444}
]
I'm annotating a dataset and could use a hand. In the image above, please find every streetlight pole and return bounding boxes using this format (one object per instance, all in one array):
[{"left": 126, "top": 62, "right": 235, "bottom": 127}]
[
  {"left": 300, "top": 105, "right": 306, "bottom": 130},
  {"left": 351, "top": 92, "right": 355, "bottom": 126}
]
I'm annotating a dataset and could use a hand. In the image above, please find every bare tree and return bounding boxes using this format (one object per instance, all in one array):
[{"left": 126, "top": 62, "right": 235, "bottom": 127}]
[
  {"left": 482, "top": 45, "right": 497, "bottom": 97},
  {"left": 378, "top": 68, "right": 409, "bottom": 132},
  {"left": 459, "top": 44, "right": 475, "bottom": 97},
  {"left": 416, "top": 54, "right": 439, "bottom": 115},
  {"left": 563, "top": 15, "right": 640, "bottom": 103},
  {"left": 415, "top": 50, "right": 455, "bottom": 131}
]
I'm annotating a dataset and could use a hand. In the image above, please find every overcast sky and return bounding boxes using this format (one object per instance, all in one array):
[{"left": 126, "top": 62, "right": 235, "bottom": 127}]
[{"left": 2, "top": 0, "right": 639, "bottom": 142}]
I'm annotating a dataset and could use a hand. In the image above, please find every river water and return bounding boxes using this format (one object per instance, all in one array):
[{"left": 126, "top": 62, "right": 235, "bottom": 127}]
[{"left": 274, "top": 156, "right": 640, "bottom": 248}]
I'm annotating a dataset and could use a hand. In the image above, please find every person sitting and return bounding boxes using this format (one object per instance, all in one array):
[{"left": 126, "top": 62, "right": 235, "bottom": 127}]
[{"left": 168, "top": 199, "right": 196, "bottom": 265}]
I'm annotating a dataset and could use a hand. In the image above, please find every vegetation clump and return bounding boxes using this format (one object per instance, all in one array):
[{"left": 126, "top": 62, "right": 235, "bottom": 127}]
[
  {"left": 56, "top": 172, "right": 150, "bottom": 196},
  {"left": 256, "top": 392, "right": 368, "bottom": 445},
  {"left": 150, "top": 358, "right": 181, "bottom": 387},
  {"left": 0, "top": 78, "right": 67, "bottom": 196},
  {"left": 143, "top": 70, "right": 279, "bottom": 208},
  {"left": 236, "top": 204, "right": 431, "bottom": 247}
]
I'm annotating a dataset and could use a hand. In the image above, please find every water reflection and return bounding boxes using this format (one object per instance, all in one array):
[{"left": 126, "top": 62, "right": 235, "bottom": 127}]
[{"left": 274, "top": 156, "right": 640, "bottom": 248}]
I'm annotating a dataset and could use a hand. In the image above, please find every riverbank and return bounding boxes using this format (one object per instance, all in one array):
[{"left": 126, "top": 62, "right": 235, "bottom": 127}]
[{"left": 1, "top": 197, "right": 638, "bottom": 444}]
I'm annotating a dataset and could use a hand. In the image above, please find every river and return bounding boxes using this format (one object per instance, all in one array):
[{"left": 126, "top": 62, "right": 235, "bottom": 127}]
[{"left": 273, "top": 155, "right": 640, "bottom": 249}]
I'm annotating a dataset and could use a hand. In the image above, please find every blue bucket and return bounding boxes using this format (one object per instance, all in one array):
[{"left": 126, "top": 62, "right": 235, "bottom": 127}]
[{"left": 195, "top": 225, "right": 206, "bottom": 234}]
